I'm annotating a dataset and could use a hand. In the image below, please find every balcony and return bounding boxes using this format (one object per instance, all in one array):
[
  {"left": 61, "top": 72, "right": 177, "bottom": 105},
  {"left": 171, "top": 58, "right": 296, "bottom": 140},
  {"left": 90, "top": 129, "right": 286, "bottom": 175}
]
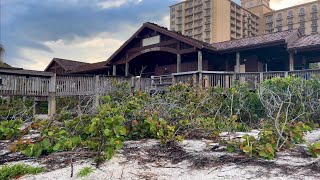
[{"left": 266, "top": 20, "right": 273, "bottom": 24}]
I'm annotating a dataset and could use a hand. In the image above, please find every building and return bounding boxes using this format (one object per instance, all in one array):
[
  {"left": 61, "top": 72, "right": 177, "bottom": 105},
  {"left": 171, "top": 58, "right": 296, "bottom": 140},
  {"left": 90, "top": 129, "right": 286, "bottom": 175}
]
[
  {"left": 170, "top": 0, "right": 320, "bottom": 43},
  {"left": 261, "top": 1, "right": 320, "bottom": 35},
  {"left": 58, "top": 22, "right": 320, "bottom": 78},
  {"left": 169, "top": 0, "right": 260, "bottom": 43},
  {"left": 45, "top": 58, "right": 90, "bottom": 75}
]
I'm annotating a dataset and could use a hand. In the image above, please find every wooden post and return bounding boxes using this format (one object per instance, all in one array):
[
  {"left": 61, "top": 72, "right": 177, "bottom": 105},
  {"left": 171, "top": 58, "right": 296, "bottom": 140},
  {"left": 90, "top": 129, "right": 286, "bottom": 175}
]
[
  {"left": 125, "top": 63, "right": 129, "bottom": 76},
  {"left": 177, "top": 54, "right": 181, "bottom": 73},
  {"left": 259, "top": 72, "right": 264, "bottom": 83},
  {"left": 112, "top": 65, "right": 117, "bottom": 76},
  {"left": 302, "top": 56, "right": 307, "bottom": 69},
  {"left": 289, "top": 52, "right": 294, "bottom": 71},
  {"left": 193, "top": 73, "right": 198, "bottom": 87},
  {"left": 48, "top": 73, "right": 56, "bottom": 118},
  {"left": 235, "top": 52, "right": 240, "bottom": 73},
  {"left": 172, "top": 75, "right": 176, "bottom": 85},
  {"left": 93, "top": 75, "right": 100, "bottom": 110},
  {"left": 198, "top": 51, "right": 203, "bottom": 87}
]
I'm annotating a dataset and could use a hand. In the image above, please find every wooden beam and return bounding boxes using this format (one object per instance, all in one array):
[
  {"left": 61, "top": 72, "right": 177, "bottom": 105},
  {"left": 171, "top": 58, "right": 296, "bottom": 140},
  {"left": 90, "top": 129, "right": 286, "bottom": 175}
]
[{"left": 127, "top": 39, "right": 178, "bottom": 54}]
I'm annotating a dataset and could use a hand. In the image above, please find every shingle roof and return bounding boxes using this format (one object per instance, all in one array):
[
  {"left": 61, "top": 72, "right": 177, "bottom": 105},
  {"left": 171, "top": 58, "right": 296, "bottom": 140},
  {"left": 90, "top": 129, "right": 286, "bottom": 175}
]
[
  {"left": 0, "top": 68, "right": 54, "bottom": 77},
  {"left": 69, "top": 61, "right": 110, "bottom": 74},
  {"left": 45, "top": 58, "right": 89, "bottom": 72},
  {"left": 211, "top": 30, "right": 300, "bottom": 52},
  {"left": 288, "top": 33, "right": 320, "bottom": 51}
]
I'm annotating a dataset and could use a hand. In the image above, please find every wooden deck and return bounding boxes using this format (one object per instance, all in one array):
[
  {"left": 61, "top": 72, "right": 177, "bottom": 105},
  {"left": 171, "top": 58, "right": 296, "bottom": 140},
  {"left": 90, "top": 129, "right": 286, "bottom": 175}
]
[
  {"left": 1, "top": 69, "right": 319, "bottom": 117},
  {"left": 1, "top": 69, "right": 320, "bottom": 97}
]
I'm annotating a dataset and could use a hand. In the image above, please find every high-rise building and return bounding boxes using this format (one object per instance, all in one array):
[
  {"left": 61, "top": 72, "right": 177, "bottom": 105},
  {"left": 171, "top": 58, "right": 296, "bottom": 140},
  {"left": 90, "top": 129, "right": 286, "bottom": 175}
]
[
  {"left": 170, "top": 0, "right": 320, "bottom": 43},
  {"left": 261, "top": 1, "right": 320, "bottom": 35},
  {"left": 169, "top": 0, "right": 259, "bottom": 43}
]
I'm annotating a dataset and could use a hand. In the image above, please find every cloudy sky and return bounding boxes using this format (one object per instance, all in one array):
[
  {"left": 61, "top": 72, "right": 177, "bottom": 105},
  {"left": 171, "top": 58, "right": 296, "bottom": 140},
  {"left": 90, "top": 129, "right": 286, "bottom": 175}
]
[{"left": 0, "top": 0, "right": 315, "bottom": 70}]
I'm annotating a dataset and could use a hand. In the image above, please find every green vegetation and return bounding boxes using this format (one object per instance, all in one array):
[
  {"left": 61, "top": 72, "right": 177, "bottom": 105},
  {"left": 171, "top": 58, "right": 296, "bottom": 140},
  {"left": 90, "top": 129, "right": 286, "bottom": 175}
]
[
  {"left": 0, "top": 119, "right": 23, "bottom": 140},
  {"left": 3, "top": 76, "right": 320, "bottom": 163},
  {"left": 0, "top": 164, "right": 44, "bottom": 180},
  {"left": 308, "top": 141, "right": 320, "bottom": 158},
  {"left": 76, "top": 167, "right": 95, "bottom": 177}
]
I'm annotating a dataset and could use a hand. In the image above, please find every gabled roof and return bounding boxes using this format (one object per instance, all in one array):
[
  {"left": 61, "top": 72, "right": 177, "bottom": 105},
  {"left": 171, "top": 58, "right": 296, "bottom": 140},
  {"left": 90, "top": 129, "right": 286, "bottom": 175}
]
[
  {"left": 288, "top": 33, "right": 320, "bottom": 51},
  {"left": 44, "top": 58, "right": 89, "bottom": 72},
  {"left": 0, "top": 68, "right": 54, "bottom": 77},
  {"left": 69, "top": 61, "right": 110, "bottom": 74},
  {"left": 106, "top": 22, "right": 216, "bottom": 64},
  {"left": 211, "top": 29, "right": 300, "bottom": 53}
]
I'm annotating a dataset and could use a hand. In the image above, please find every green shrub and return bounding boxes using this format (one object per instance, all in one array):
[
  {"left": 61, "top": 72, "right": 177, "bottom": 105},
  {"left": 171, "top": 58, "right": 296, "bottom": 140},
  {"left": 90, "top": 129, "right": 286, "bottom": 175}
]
[
  {"left": 0, "top": 119, "right": 23, "bottom": 140},
  {"left": 76, "top": 167, "right": 95, "bottom": 177},
  {"left": 308, "top": 142, "right": 320, "bottom": 158},
  {"left": 0, "top": 164, "right": 44, "bottom": 180},
  {"left": 225, "top": 121, "right": 312, "bottom": 160}
]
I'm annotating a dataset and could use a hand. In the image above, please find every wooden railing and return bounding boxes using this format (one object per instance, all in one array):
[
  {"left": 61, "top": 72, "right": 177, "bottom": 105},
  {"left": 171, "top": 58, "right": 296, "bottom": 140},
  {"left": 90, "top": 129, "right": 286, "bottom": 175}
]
[
  {"left": 2, "top": 69, "right": 320, "bottom": 97},
  {"left": 0, "top": 74, "right": 50, "bottom": 96}
]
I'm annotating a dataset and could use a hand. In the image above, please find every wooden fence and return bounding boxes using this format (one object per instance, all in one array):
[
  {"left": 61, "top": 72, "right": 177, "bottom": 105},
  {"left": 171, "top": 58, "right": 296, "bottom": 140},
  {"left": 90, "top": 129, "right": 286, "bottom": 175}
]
[{"left": 2, "top": 69, "right": 320, "bottom": 97}]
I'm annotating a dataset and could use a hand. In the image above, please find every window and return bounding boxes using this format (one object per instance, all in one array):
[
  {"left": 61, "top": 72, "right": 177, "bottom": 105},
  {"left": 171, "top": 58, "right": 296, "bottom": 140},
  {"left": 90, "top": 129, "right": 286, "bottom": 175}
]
[
  {"left": 188, "top": 2, "right": 193, "bottom": 7},
  {"left": 248, "top": 2, "right": 254, "bottom": 8},
  {"left": 198, "top": 0, "right": 202, "bottom": 4},
  {"left": 188, "top": 23, "right": 192, "bottom": 28},
  {"left": 312, "top": 20, "right": 318, "bottom": 25},
  {"left": 205, "top": 24, "right": 210, "bottom": 30},
  {"left": 288, "top": 24, "right": 293, "bottom": 30},
  {"left": 206, "top": 9, "right": 210, "bottom": 15},
  {"left": 312, "top": 13, "right": 318, "bottom": 19},
  {"left": 277, "top": 26, "right": 282, "bottom": 32},
  {"left": 188, "top": 9, "right": 193, "bottom": 14},
  {"left": 299, "top": 15, "right": 305, "bottom": 22},
  {"left": 299, "top": 8, "right": 305, "bottom": 15},
  {"left": 288, "top": 10, "right": 293, "bottom": 17},
  {"left": 312, "top": 26, "right": 318, "bottom": 33},
  {"left": 171, "top": 14, "right": 175, "bottom": 19},
  {"left": 197, "top": 13, "right": 202, "bottom": 18},
  {"left": 277, "top": 13, "right": 282, "bottom": 20},
  {"left": 171, "top": 7, "right": 175, "bottom": 12},
  {"left": 198, "top": 20, "right": 202, "bottom": 26},
  {"left": 312, "top": 5, "right": 318, "bottom": 12},
  {"left": 288, "top": 19, "right": 293, "bottom": 24},
  {"left": 171, "top": 21, "right": 175, "bottom": 25},
  {"left": 267, "top": 15, "right": 273, "bottom": 22}
]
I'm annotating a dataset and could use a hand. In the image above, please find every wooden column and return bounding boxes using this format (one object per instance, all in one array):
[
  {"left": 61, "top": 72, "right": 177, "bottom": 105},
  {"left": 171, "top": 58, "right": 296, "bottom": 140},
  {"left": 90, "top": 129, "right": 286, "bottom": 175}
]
[
  {"left": 112, "top": 65, "right": 117, "bottom": 76},
  {"left": 289, "top": 52, "right": 294, "bottom": 71},
  {"left": 235, "top": 52, "right": 240, "bottom": 73},
  {"left": 302, "top": 56, "right": 307, "bottom": 69},
  {"left": 125, "top": 63, "right": 129, "bottom": 76},
  {"left": 198, "top": 51, "right": 203, "bottom": 87},
  {"left": 93, "top": 75, "right": 100, "bottom": 110},
  {"left": 48, "top": 73, "right": 56, "bottom": 118},
  {"left": 177, "top": 54, "right": 181, "bottom": 73}
]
